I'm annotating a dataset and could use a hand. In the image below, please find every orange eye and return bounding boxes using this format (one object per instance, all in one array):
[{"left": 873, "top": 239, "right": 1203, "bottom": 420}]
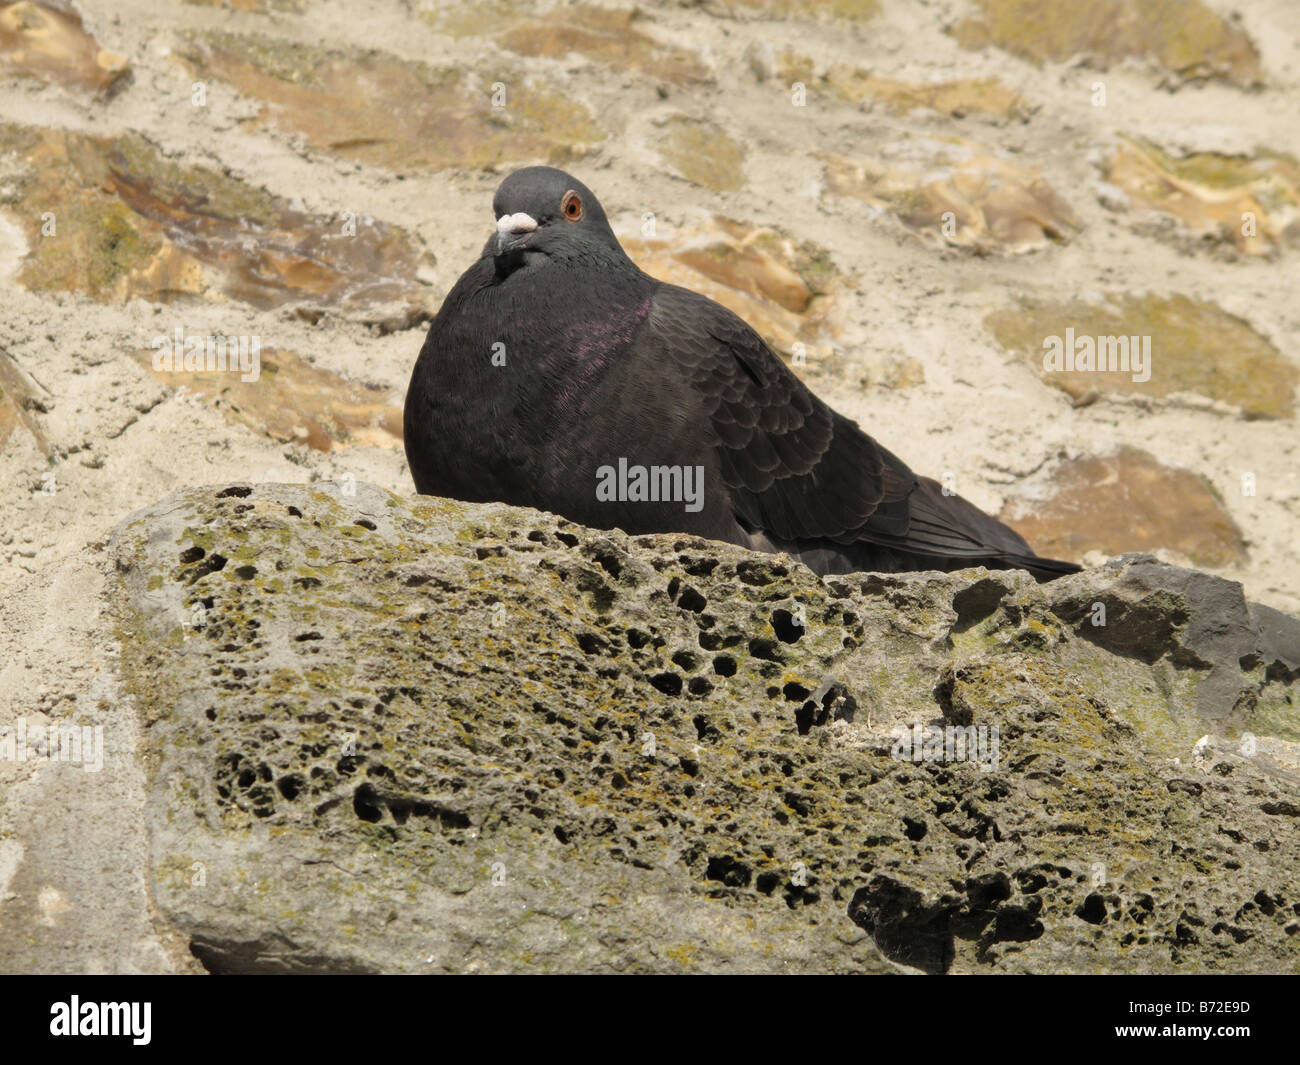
[{"left": 561, "top": 190, "right": 583, "bottom": 222}]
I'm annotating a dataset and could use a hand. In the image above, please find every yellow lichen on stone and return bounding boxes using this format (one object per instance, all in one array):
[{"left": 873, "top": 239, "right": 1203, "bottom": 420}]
[
  {"left": 951, "top": 0, "right": 1263, "bottom": 88},
  {"left": 658, "top": 117, "right": 746, "bottom": 193},
  {"left": 985, "top": 292, "right": 1296, "bottom": 418}
]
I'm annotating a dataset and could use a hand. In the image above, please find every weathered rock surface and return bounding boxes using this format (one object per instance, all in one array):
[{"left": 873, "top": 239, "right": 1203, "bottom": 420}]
[{"left": 96, "top": 483, "right": 1300, "bottom": 974}]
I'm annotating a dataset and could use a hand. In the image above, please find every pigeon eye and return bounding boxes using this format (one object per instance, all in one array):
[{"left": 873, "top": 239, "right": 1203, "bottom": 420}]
[{"left": 561, "top": 191, "right": 583, "bottom": 222}]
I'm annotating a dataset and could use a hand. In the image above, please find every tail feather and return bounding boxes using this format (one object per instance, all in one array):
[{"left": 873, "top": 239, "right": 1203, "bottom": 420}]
[{"left": 985, "top": 552, "right": 1081, "bottom": 583}]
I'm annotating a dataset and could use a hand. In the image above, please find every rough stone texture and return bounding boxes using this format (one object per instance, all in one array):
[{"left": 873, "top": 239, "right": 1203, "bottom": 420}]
[
  {"left": 0, "top": 345, "right": 50, "bottom": 456},
  {"left": 0, "top": 550, "right": 198, "bottom": 973},
  {"left": 100, "top": 483, "right": 1300, "bottom": 974}
]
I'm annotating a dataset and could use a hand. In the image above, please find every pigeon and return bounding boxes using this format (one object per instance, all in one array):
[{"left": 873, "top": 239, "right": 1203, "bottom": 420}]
[{"left": 404, "top": 166, "right": 1080, "bottom": 582}]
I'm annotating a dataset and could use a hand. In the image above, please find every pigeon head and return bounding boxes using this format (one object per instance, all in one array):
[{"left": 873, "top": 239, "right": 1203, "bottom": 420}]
[{"left": 487, "top": 166, "right": 624, "bottom": 273}]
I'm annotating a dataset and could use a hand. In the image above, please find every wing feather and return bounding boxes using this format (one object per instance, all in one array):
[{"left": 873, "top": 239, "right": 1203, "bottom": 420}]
[{"left": 645, "top": 283, "right": 1055, "bottom": 568}]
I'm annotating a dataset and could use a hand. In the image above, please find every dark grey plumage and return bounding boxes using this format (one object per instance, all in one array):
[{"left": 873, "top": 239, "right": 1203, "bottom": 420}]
[{"left": 404, "top": 166, "right": 1079, "bottom": 582}]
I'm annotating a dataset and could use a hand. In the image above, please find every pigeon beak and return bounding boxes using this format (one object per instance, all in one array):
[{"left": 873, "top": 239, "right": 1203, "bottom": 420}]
[{"left": 495, "top": 212, "right": 538, "bottom": 255}]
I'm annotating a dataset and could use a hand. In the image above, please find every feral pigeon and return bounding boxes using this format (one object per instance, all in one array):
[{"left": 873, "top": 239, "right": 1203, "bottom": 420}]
[{"left": 404, "top": 166, "right": 1079, "bottom": 581}]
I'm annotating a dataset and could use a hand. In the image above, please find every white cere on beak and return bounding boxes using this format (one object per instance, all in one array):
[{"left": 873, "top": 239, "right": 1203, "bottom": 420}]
[{"left": 497, "top": 212, "right": 538, "bottom": 235}]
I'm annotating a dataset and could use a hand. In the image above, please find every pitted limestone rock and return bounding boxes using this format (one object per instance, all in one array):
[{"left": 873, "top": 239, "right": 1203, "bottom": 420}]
[{"left": 109, "top": 483, "right": 1300, "bottom": 973}]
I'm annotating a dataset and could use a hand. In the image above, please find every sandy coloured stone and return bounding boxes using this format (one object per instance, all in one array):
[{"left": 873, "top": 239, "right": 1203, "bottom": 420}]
[
  {"left": 776, "top": 52, "right": 1026, "bottom": 120},
  {"left": 494, "top": 6, "right": 710, "bottom": 85},
  {"left": 1105, "top": 138, "right": 1300, "bottom": 256},
  {"left": 0, "top": 123, "right": 433, "bottom": 320},
  {"left": 182, "top": 0, "right": 303, "bottom": 11},
  {"left": 951, "top": 0, "right": 1263, "bottom": 88},
  {"left": 1000, "top": 447, "right": 1248, "bottom": 570},
  {"left": 824, "top": 138, "right": 1079, "bottom": 253},
  {"left": 179, "top": 32, "right": 603, "bottom": 173},
  {"left": 620, "top": 215, "right": 841, "bottom": 359},
  {"left": 0, "top": 1, "right": 128, "bottom": 95},
  {"left": 721, "top": 0, "right": 880, "bottom": 20},
  {"left": 984, "top": 293, "right": 1297, "bottom": 418},
  {"left": 0, "top": 347, "right": 52, "bottom": 456},
  {"left": 132, "top": 347, "right": 403, "bottom": 453}
]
